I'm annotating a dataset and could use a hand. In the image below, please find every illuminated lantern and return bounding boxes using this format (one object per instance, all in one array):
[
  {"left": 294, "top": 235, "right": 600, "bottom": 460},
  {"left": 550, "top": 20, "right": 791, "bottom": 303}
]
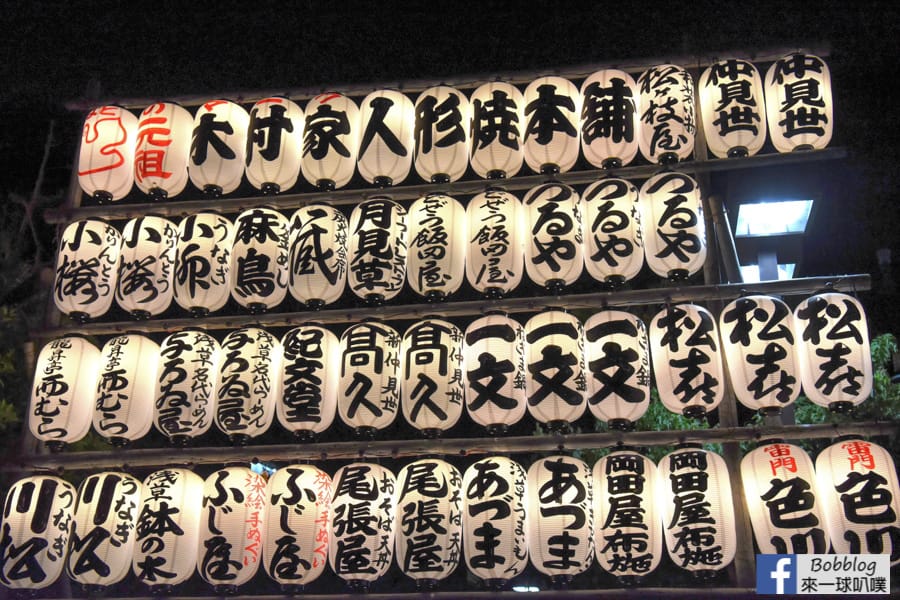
[
  {"left": 230, "top": 207, "right": 289, "bottom": 313},
  {"left": 649, "top": 303, "right": 725, "bottom": 418},
  {"left": 720, "top": 295, "right": 801, "bottom": 413},
  {"left": 301, "top": 92, "right": 360, "bottom": 190},
  {"left": 414, "top": 85, "right": 471, "bottom": 182},
  {"left": 815, "top": 439, "right": 900, "bottom": 564},
  {"left": 338, "top": 321, "right": 402, "bottom": 435},
  {"left": 357, "top": 89, "right": 415, "bottom": 186},
  {"left": 133, "top": 468, "right": 203, "bottom": 590},
  {"left": 67, "top": 472, "right": 143, "bottom": 588},
  {"left": 639, "top": 172, "right": 707, "bottom": 280},
  {"left": 593, "top": 451, "right": 661, "bottom": 580},
  {"left": 523, "top": 182, "right": 584, "bottom": 292},
  {"left": 29, "top": 336, "right": 100, "bottom": 451},
  {"left": 794, "top": 292, "right": 872, "bottom": 411},
  {"left": 658, "top": 447, "right": 736, "bottom": 574},
  {"left": 116, "top": 215, "right": 178, "bottom": 319},
  {"left": 699, "top": 59, "right": 766, "bottom": 158},
  {"left": 580, "top": 69, "right": 640, "bottom": 168},
  {"left": 524, "top": 310, "right": 586, "bottom": 428},
  {"left": 329, "top": 463, "right": 397, "bottom": 590},
  {"left": 469, "top": 80, "right": 525, "bottom": 179},
  {"left": 741, "top": 442, "right": 828, "bottom": 554},
  {"left": 766, "top": 53, "right": 833, "bottom": 153},
  {"left": 93, "top": 334, "right": 159, "bottom": 445},
  {"left": 215, "top": 327, "right": 282, "bottom": 443},
  {"left": 347, "top": 198, "right": 408, "bottom": 304},
  {"left": 288, "top": 204, "right": 349, "bottom": 308},
  {"left": 407, "top": 194, "right": 467, "bottom": 300},
  {"left": 154, "top": 329, "right": 220, "bottom": 444},
  {"left": 278, "top": 325, "right": 339, "bottom": 440},
  {"left": 189, "top": 99, "right": 250, "bottom": 196},
  {"left": 582, "top": 177, "right": 644, "bottom": 285},
  {"left": 466, "top": 189, "right": 526, "bottom": 297},
  {"left": 134, "top": 102, "right": 192, "bottom": 200},
  {"left": 264, "top": 465, "right": 332, "bottom": 588},
  {"left": 462, "top": 457, "right": 528, "bottom": 584},
  {"left": 245, "top": 97, "right": 304, "bottom": 194},
  {"left": 174, "top": 212, "right": 235, "bottom": 316},
  {"left": 78, "top": 105, "right": 137, "bottom": 202},
  {"left": 637, "top": 64, "right": 696, "bottom": 164},
  {"left": 584, "top": 310, "right": 651, "bottom": 428},
  {"left": 522, "top": 76, "right": 581, "bottom": 174},
  {"left": 400, "top": 318, "right": 465, "bottom": 436},
  {"left": 395, "top": 459, "right": 462, "bottom": 587},
  {"left": 464, "top": 313, "right": 527, "bottom": 433},
  {"left": 53, "top": 219, "right": 122, "bottom": 322},
  {"left": 0, "top": 475, "right": 76, "bottom": 590}
]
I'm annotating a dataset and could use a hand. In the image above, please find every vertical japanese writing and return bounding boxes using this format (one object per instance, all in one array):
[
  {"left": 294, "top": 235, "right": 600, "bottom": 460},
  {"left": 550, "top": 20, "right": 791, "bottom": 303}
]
[{"left": 597, "top": 453, "right": 657, "bottom": 574}]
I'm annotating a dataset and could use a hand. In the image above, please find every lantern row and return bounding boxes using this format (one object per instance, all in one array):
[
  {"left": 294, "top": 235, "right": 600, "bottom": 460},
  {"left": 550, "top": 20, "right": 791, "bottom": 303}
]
[
  {"left": 77, "top": 54, "right": 832, "bottom": 203},
  {"left": 31, "top": 292, "right": 872, "bottom": 449},
  {"left": 4, "top": 439, "right": 897, "bottom": 593}
]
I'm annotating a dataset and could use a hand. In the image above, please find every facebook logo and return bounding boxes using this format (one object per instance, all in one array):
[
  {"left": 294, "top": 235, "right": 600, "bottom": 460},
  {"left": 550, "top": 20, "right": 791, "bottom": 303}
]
[{"left": 757, "top": 554, "right": 797, "bottom": 594}]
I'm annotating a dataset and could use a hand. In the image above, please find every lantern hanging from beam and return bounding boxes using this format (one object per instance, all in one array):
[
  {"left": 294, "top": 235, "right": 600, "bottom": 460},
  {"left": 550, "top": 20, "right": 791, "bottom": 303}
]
[
  {"left": 637, "top": 64, "right": 696, "bottom": 164},
  {"left": 278, "top": 325, "right": 339, "bottom": 440},
  {"left": 116, "top": 215, "right": 178, "bottom": 319},
  {"left": 245, "top": 97, "right": 305, "bottom": 194},
  {"left": 337, "top": 321, "right": 402, "bottom": 435},
  {"left": 78, "top": 105, "right": 138, "bottom": 202},
  {"left": 414, "top": 85, "right": 471, "bottom": 183},
  {"left": 765, "top": 53, "right": 833, "bottom": 153},
  {"left": 580, "top": 69, "right": 640, "bottom": 168},
  {"left": 174, "top": 212, "right": 235, "bottom": 316},
  {"left": 582, "top": 177, "right": 644, "bottom": 285},
  {"left": 230, "top": 207, "right": 289, "bottom": 313},
  {"left": 288, "top": 204, "right": 349, "bottom": 308},
  {"left": 93, "top": 333, "right": 159, "bottom": 446},
  {"left": 523, "top": 182, "right": 584, "bottom": 293},
  {"left": 469, "top": 80, "right": 525, "bottom": 179},
  {"left": 347, "top": 198, "right": 408, "bottom": 304},
  {"left": 189, "top": 99, "right": 249, "bottom": 196},
  {"left": 466, "top": 189, "right": 526, "bottom": 298},
  {"left": 639, "top": 171, "right": 707, "bottom": 280},
  {"left": 54, "top": 219, "right": 122, "bottom": 322},
  {"left": 407, "top": 194, "right": 467, "bottom": 300},
  {"left": 699, "top": 59, "right": 766, "bottom": 158},
  {"left": 522, "top": 76, "right": 581, "bottom": 175},
  {"left": 357, "top": 89, "right": 415, "bottom": 186},
  {"left": 134, "top": 102, "right": 193, "bottom": 200},
  {"left": 524, "top": 310, "right": 586, "bottom": 429},
  {"left": 301, "top": 92, "right": 360, "bottom": 190}
]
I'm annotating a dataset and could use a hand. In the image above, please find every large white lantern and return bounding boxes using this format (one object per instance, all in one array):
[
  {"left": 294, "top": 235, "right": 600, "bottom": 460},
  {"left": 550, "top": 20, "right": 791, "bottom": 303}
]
[
  {"left": 93, "top": 334, "right": 159, "bottom": 445},
  {"left": 78, "top": 105, "right": 137, "bottom": 202},
  {"left": 699, "top": 59, "right": 766, "bottom": 158},
  {"left": 338, "top": 321, "right": 402, "bottom": 435},
  {"left": 174, "top": 212, "right": 235, "bottom": 316},
  {"left": 278, "top": 325, "right": 339, "bottom": 440},
  {"left": 54, "top": 219, "right": 122, "bottom": 322},
  {"left": 582, "top": 177, "right": 644, "bottom": 285},
  {"left": 794, "top": 292, "right": 873, "bottom": 411},
  {"left": 245, "top": 97, "right": 304, "bottom": 194},
  {"left": 134, "top": 102, "right": 193, "bottom": 200},
  {"left": 465, "top": 190, "right": 526, "bottom": 298},
  {"left": 522, "top": 76, "right": 581, "bottom": 174},
  {"left": 414, "top": 85, "right": 471, "bottom": 182},
  {"left": 580, "top": 69, "right": 640, "bottom": 168},
  {"left": 116, "top": 215, "right": 178, "bottom": 319},
  {"left": 469, "top": 80, "right": 525, "bottom": 179},
  {"left": 523, "top": 182, "right": 584, "bottom": 292},
  {"left": 766, "top": 53, "right": 833, "bottom": 153},
  {"left": 357, "top": 89, "right": 415, "bottom": 186},
  {"left": 230, "top": 207, "right": 289, "bottom": 313},
  {"left": 288, "top": 205, "right": 349, "bottom": 309},
  {"left": 524, "top": 310, "right": 586, "bottom": 428},
  {"left": 347, "top": 198, "right": 408, "bottom": 304},
  {"left": 637, "top": 64, "right": 696, "bottom": 164},
  {"left": 407, "top": 194, "right": 467, "bottom": 300},
  {"left": 188, "top": 99, "right": 249, "bottom": 196},
  {"left": 301, "top": 92, "right": 360, "bottom": 190},
  {"left": 639, "top": 171, "right": 707, "bottom": 280}
]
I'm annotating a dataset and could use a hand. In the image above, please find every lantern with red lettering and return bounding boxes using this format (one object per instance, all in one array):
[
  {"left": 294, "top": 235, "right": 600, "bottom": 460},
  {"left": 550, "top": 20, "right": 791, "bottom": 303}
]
[
  {"left": 407, "top": 194, "right": 467, "bottom": 300},
  {"left": 413, "top": 85, "right": 470, "bottom": 183},
  {"left": 134, "top": 102, "right": 192, "bottom": 200},
  {"left": 288, "top": 204, "right": 348, "bottom": 308},
  {"left": 465, "top": 189, "right": 526, "bottom": 297},
  {"left": 54, "top": 219, "right": 122, "bottom": 322},
  {"left": 469, "top": 80, "right": 525, "bottom": 179},
  {"left": 338, "top": 321, "right": 402, "bottom": 435},
  {"left": 523, "top": 182, "right": 584, "bottom": 292},
  {"left": 116, "top": 215, "right": 178, "bottom": 319},
  {"left": 78, "top": 105, "right": 138, "bottom": 202},
  {"left": 230, "top": 207, "right": 289, "bottom": 313},
  {"left": 278, "top": 325, "right": 339, "bottom": 440},
  {"left": 524, "top": 310, "right": 586, "bottom": 428},
  {"left": 582, "top": 177, "right": 644, "bottom": 285},
  {"left": 637, "top": 65, "right": 696, "bottom": 164},
  {"left": 522, "top": 76, "right": 581, "bottom": 174},
  {"left": 93, "top": 334, "right": 159, "bottom": 445},
  {"left": 301, "top": 92, "right": 360, "bottom": 190},
  {"left": 699, "top": 59, "right": 766, "bottom": 158},
  {"left": 580, "top": 69, "right": 640, "bottom": 168},
  {"left": 174, "top": 212, "right": 235, "bottom": 316},
  {"left": 189, "top": 99, "right": 250, "bottom": 195},
  {"left": 639, "top": 172, "right": 707, "bottom": 280},
  {"left": 358, "top": 89, "right": 415, "bottom": 186},
  {"left": 766, "top": 53, "right": 833, "bottom": 153},
  {"left": 245, "top": 97, "right": 305, "bottom": 194},
  {"left": 347, "top": 198, "right": 408, "bottom": 304}
]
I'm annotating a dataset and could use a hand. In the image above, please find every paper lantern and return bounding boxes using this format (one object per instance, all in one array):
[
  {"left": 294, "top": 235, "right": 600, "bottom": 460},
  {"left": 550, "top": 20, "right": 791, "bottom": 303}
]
[
  {"left": 174, "top": 212, "right": 235, "bottom": 316},
  {"left": 794, "top": 292, "right": 873, "bottom": 411},
  {"left": 357, "top": 89, "right": 415, "bottom": 186},
  {"left": 649, "top": 303, "right": 725, "bottom": 418},
  {"left": 469, "top": 80, "right": 525, "bottom": 179},
  {"left": 78, "top": 105, "right": 138, "bottom": 202},
  {"left": 189, "top": 99, "right": 250, "bottom": 195},
  {"left": 524, "top": 310, "right": 586, "bottom": 428},
  {"left": 639, "top": 171, "right": 707, "bottom": 280},
  {"left": 53, "top": 219, "right": 122, "bottom": 322},
  {"left": 523, "top": 182, "right": 584, "bottom": 291},
  {"left": 462, "top": 457, "right": 528, "bottom": 584},
  {"left": 582, "top": 177, "right": 644, "bottom": 285},
  {"left": 414, "top": 85, "right": 471, "bottom": 182},
  {"left": 29, "top": 336, "right": 100, "bottom": 450},
  {"left": 338, "top": 321, "right": 402, "bottom": 434},
  {"left": 134, "top": 102, "right": 192, "bottom": 199},
  {"left": 465, "top": 189, "right": 526, "bottom": 297},
  {"left": 66, "top": 472, "right": 143, "bottom": 587},
  {"left": 407, "top": 194, "right": 467, "bottom": 300},
  {"left": 522, "top": 76, "right": 581, "bottom": 174},
  {"left": 154, "top": 329, "right": 220, "bottom": 444},
  {"left": 0, "top": 475, "right": 76, "bottom": 590},
  {"left": 288, "top": 205, "right": 349, "bottom": 308},
  {"left": 741, "top": 442, "right": 828, "bottom": 554},
  {"left": 593, "top": 451, "right": 662, "bottom": 579},
  {"left": 815, "top": 439, "right": 900, "bottom": 564},
  {"left": 230, "top": 207, "right": 289, "bottom": 313},
  {"left": 580, "top": 69, "right": 640, "bottom": 168},
  {"left": 133, "top": 468, "right": 203, "bottom": 590},
  {"left": 658, "top": 447, "right": 736, "bottom": 574},
  {"left": 699, "top": 59, "right": 766, "bottom": 158},
  {"left": 278, "top": 325, "right": 339, "bottom": 440},
  {"left": 400, "top": 318, "right": 465, "bottom": 436},
  {"left": 638, "top": 64, "right": 696, "bottom": 164},
  {"left": 347, "top": 198, "right": 408, "bottom": 304},
  {"left": 245, "top": 97, "right": 305, "bottom": 194},
  {"left": 116, "top": 215, "right": 178, "bottom": 319},
  {"left": 584, "top": 310, "right": 651, "bottom": 428},
  {"left": 766, "top": 53, "right": 833, "bottom": 153},
  {"left": 329, "top": 463, "right": 397, "bottom": 589},
  {"left": 264, "top": 465, "right": 332, "bottom": 587},
  {"left": 301, "top": 92, "right": 360, "bottom": 190},
  {"left": 464, "top": 313, "right": 527, "bottom": 433},
  {"left": 93, "top": 334, "right": 159, "bottom": 445},
  {"left": 720, "top": 295, "right": 801, "bottom": 413}
]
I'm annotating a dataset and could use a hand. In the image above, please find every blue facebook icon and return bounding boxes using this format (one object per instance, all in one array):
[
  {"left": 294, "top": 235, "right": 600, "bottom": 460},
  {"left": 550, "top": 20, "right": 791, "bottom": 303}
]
[{"left": 757, "top": 554, "right": 797, "bottom": 594}]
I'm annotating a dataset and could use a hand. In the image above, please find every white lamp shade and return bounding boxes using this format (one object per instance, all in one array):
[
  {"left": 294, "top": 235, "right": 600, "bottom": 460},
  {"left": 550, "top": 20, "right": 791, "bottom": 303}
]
[
  {"left": 407, "top": 194, "right": 467, "bottom": 299},
  {"left": 174, "top": 213, "right": 235, "bottom": 315},
  {"left": 580, "top": 69, "right": 640, "bottom": 168},
  {"left": 582, "top": 177, "right": 644, "bottom": 284},
  {"left": 464, "top": 314, "right": 527, "bottom": 431},
  {"left": 189, "top": 99, "right": 249, "bottom": 195},
  {"left": 469, "top": 80, "right": 525, "bottom": 179},
  {"left": 93, "top": 334, "right": 159, "bottom": 443},
  {"left": 522, "top": 76, "right": 581, "bottom": 174},
  {"left": 338, "top": 322, "right": 402, "bottom": 432},
  {"left": 134, "top": 102, "right": 192, "bottom": 198},
  {"left": 347, "top": 198, "right": 408, "bottom": 302},
  {"left": 765, "top": 53, "right": 833, "bottom": 153},
  {"left": 414, "top": 85, "right": 471, "bottom": 183},
  {"left": 358, "top": 89, "right": 415, "bottom": 185},
  {"left": 54, "top": 219, "right": 122, "bottom": 321},
  {"left": 154, "top": 330, "right": 220, "bottom": 442},
  {"left": 116, "top": 215, "right": 178, "bottom": 318},
  {"left": 523, "top": 182, "right": 584, "bottom": 289},
  {"left": 245, "top": 97, "right": 304, "bottom": 194},
  {"left": 288, "top": 205, "right": 349, "bottom": 307},
  {"left": 301, "top": 93, "right": 360, "bottom": 190},
  {"left": 230, "top": 207, "right": 290, "bottom": 311},
  {"left": 699, "top": 59, "right": 766, "bottom": 158},
  {"left": 639, "top": 171, "right": 707, "bottom": 279},
  {"left": 466, "top": 190, "right": 527, "bottom": 297},
  {"left": 524, "top": 310, "right": 586, "bottom": 426},
  {"left": 78, "top": 105, "right": 137, "bottom": 201},
  {"left": 637, "top": 65, "right": 696, "bottom": 163},
  {"left": 278, "top": 325, "right": 340, "bottom": 437}
]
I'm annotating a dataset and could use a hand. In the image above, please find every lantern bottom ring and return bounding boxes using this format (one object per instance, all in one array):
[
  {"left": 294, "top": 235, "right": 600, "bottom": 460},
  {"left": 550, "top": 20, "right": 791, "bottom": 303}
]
[
  {"left": 92, "top": 190, "right": 113, "bottom": 204},
  {"left": 202, "top": 184, "right": 223, "bottom": 198},
  {"left": 758, "top": 406, "right": 783, "bottom": 416},
  {"left": 45, "top": 440, "right": 66, "bottom": 453},
  {"left": 424, "top": 290, "right": 447, "bottom": 303},
  {"left": 292, "top": 429, "right": 317, "bottom": 442},
  {"left": 247, "top": 302, "right": 269, "bottom": 315},
  {"left": 657, "top": 151, "right": 680, "bottom": 166},
  {"left": 615, "top": 575, "right": 641, "bottom": 587},
  {"left": 602, "top": 157, "right": 623, "bottom": 169},
  {"left": 689, "top": 569, "right": 720, "bottom": 582},
  {"left": 829, "top": 400, "right": 854, "bottom": 413},
  {"left": 188, "top": 306, "right": 210, "bottom": 318},
  {"left": 261, "top": 182, "right": 281, "bottom": 195},
  {"left": 148, "top": 188, "right": 168, "bottom": 202},
  {"left": 149, "top": 584, "right": 174, "bottom": 596},
  {"left": 666, "top": 269, "right": 690, "bottom": 282},
  {"left": 69, "top": 310, "right": 90, "bottom": 324},
  {"left": 682, "top": 406, "right": 708, "bottom": 420},
  {"left": 550, "top": 574, "right": 574, "bottom": 589},
  {"left": 482, "top": 577, "right": 508, "bottom": 590},
  {"left": 543, "top": 279, "right": 566, "bottom": 296},
  {"left": 280, "top": 584, "right": 305, "bottom": 595},
  {"left": 229, "top": 433, "right": 251, "bottom": 446},
  {"left": 545, "top": 419, "right": 571, "bottom": 434},
  {"left": 486, "top": 169, "right": 507, "bottom": 180},
  {"left": 83, "top": 584, "right": 108, "bottom": 597},
  {"left": 306, "top": 299, "right": 326, "bottom": 310},
  {"left": 345, "top": 579, "right": 370, "bottom": 593},
  {"left": 167, "top": 434, "right": 193, "bottom": 447},
  {"left": 129, "top": 309, "right": 152, "bottom": 320},
  {"left": 607, "top": 418, "right": 635, "bottom": 432},
  {"left": 213, "top": 584, "right": 239, "bottom": 596},
  {"left": 421, "top": 427, "right": 443, "bottom": 439},
  {"left": 415, "top": 578, "right": 440, "bottom": 591},
  {"left": 363, "top": 293, "right": 385, "bottom": 307},
  {"left": 316, "top": 179, "right": 336, "bottom": 191},
  {"left": 604, "top": 275, "right": 627, "bottom": 288},
  {"left": 482, "top": 287, "right": 506, "bottom": 300},
  {"left": 486, "top": 423, "right": 509, "bottom": 436},
  {"left": 354, "top": 426, "right": 377, "bottom": 440},
  {"left": 727, "top": 146, "right": 749, "bottom": 158},
  {"left": 108, "top": 436, "right": 130, "bottom": 448}
]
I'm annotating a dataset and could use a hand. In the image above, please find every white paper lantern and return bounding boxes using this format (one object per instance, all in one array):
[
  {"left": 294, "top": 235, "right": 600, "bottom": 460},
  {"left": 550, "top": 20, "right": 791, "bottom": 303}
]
[
  {"left": 465, "top": 190, "right": 526, "bottom": 297},
  {"left": 699, "top": 59, "right": 766, "bottom": 158},
  {"left": 116, "top": 215, "right": 178, "bottom": 318},
  {"left": 523, "top": 182, "right": 584, "bottom": 291},
  {"left": 288, "top": 205, "right": 349, "bottom": 308},
  {"left": 245, "top": 97, "right": 305, "bottom": 194},
  {"left": 358, "top": 89, "right": 415, "bottom": 186},
  {"left": 338, "top": 321, "right": 402, "bottom": 434},
  {"left": 407, "top": 194, "right": 467, "bottom": 300},
  {"left": 189, "top": 99, "right": 250, "bottom": 196},
  {"left": 301, "top": 92, "right": 360, "bottom": 190},
  {"left": 54, "top": 219, "right": 122, "bottom": 322},
  {"left": 134, "top": 102, "right": 192, "bottom": 199},
  {"left": 469, "top": 81, "right": 525, "bottom": 179},
  {"left": 638, "top": 64, "right": 696, "bottom": 164},
  {"left": 522, "top": 76, "right": 581, "bottom": 174},
  {"left": 174, "top": 213, "right": 235, "bottom": 316},
  {"left": 639, "top": 171, "right": 707, "bottom": 280},
  {"left": 524, "top": 310, "right": 586, "bottom": 427},
  {"left": 230, "top": 207, "right": 289, "bottom": 312},
  {"left": 414, "top": 85, "right": 471, "bottom": 182},
  {"left": 278, "top": 325, "right": 339, "bottom": 440},
  {"left": 78, "top": 105, "right": 138, "bottom": 202},
  {"left": 766, "top": 53, "right": 833, "bottom": 153},
  {"left": 582, "top": 178, "right": 644, "bottom": 285},
  {"left": 93, "top": 334, "right": 159, "bottom": 445},
  {"left": 347, "top": 198, "right": 408, "bottom": 304},
  {"left": 580, "top": 69, "right": 640, "bottom": 168}
]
